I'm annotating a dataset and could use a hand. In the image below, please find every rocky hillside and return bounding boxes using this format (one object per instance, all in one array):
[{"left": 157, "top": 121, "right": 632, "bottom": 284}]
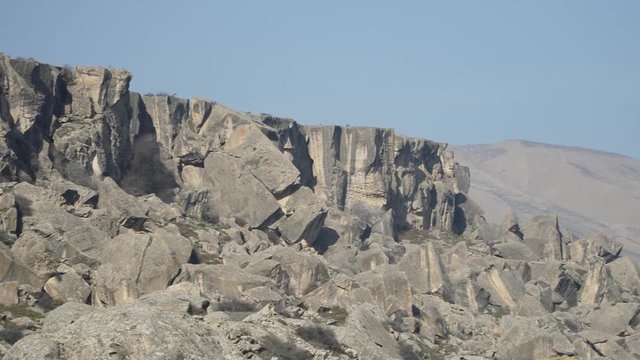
[
  {"left": 0, "top": 53, "right": 638, "bottom": 359},
  {"left": 453, "top": 140, "right": 640, "bottom": 262}
]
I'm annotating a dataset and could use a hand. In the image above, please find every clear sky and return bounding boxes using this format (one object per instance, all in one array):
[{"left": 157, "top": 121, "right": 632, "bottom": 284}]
[{"left": 2, "top": 1, "right": 639, "bottom": 158}]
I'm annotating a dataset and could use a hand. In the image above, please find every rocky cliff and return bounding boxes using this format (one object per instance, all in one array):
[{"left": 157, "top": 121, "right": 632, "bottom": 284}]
[{"left": 0, "top": 54, "right": 639, "bottom": 359}]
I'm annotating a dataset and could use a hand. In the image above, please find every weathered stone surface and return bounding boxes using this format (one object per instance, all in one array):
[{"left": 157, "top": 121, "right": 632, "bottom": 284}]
[
  {"left": 250, "top": 247, "right": 330, "bottom": 297},
  {"left": 305, "top": 266, "right": 412, "bottom": 316},
  {"left": 40, "top": 302, "right": 93, "bottom": 333},
  {"left": 202, "top": 151, "right": 281, "bottom": 228},
  {"left": 92, "top": 227, "right": 193, "bottom": 306},
  {"left": 5, "top": 298, "right": 225, "bottom": 360},
  {"left": 398, "top": 242, "right": 452, "bottom": 299},
  {"left": 225, "top": 124, "right": 301, "bottom": 196},
  {"left": 607, "top": 256, "right": 640, "bottom": 295},
  {"left": 11, "top": 231, "right": 62, "bottom": 278},
  {"left": 337, "top": 304, "right": 403, "bottom": 359},
  {"left": 12, "top": 182, "right": 110, "bottom": 268},
  {"left": 501, "top": 213, "right": 523, "bottom": 242},
  {"left": 0, "top": 192, "right": 18, "bottom": 244},
  {"left": 495, "top": 315, "right": 574, "bottom": 360},
  {"left": 581, "top": 302, "right": 640, "bottom": 335},
  {"left": 477, "top": 265, "right": 525, "bottom": 309},
  {"left": 274, "top": 186, "right": 327, "bottom": 245},
  {"left": 580, "top": 259, "right": 608, "bottom": 304},
  {"left": 0, "top": 243, "right": 42, "bottom": 287},
  {"left": 304, "top": 125, "right": 467, "bottom": 233},
  {"left": 304, "top": 273, "right": 375, "bottom": 311},
  {"left": 492, "top": 241, "right": 539, "bottom": 261},
  {"left": 97, "top": 177, "right": 148, "bottom": 230},
  {"left": 353, "top": 266, "right": 413, "bottom": 314},
  {"left": 0, "top": 281, "right": 18, "bottom": 306},
  {"left": 570, "top": 233, "right": 624, "bottom": 264},
  {"left": 174, "top": 263, "right": 276, "bottom": 298},
  {"left": 43, "top": 265, "right": 91, "bottom": 304},
  {"left": 522, "top": 214, "right": 566, "bottom": 260}
]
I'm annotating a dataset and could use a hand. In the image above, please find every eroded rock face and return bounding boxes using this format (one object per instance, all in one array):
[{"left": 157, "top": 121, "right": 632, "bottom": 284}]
[
  {"left": 303, "top": 125, "right": 469, "bottom": 233},
  {"left": 1, "top": 54, "right": 639, "bottom": 360}
]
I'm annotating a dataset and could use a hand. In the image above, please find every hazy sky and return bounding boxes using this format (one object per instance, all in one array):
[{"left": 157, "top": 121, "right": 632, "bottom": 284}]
[{"left": 2, "top": 1, "right": 639, "bottom": 157}]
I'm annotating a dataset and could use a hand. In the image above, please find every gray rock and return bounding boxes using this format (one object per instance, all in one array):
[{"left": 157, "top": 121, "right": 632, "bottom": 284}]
[
  {"left": 492, "top": 241, "right": 539, "bottom": 261},
  {"left": 0, "top": 281, "right": 18, "bottom": 306},
  {"left": 273, "top": 186, "right": 327, "bottom": 245},
  {"left": 495, "top": 315, "right": 572, "bottom": 360},
  {"left": 97, "top": 177, "right": 148, "bottom": 230},
  {"left": 174, "top": 263, "right": 276, "bottom": 298},
  {"left": 5, "top": 300, "right": 225, "bottom": 360},
  {"left": 336, "top": 304, "right": 403, "bottom": 359},
  {"left": 92, "top": 227, "right": 193, "bottom": 306},
  {"left": 202, "top": 151, "right": 281, "bottom": 229},
  {"left": 606, "top": 256, "right": 640, "bottom": 295},
  {"left": 41, "top": 302, "right": 93, "bottom": 333},
  {"left": 570, "top": 233, "right": 624, "bottom": 264},
  {"left": 250, "top": 246, "right": 330, "bottom": 297},
  {"left": 0, "top": 242, "right": 42, "bottom": 288},
  {"left": 398, "top": 242, "right": 452, "bottom": 300},
  {"left": 477, "top": 265, "right": 525, "bottom": 309},
  {"left": 224, "top": 124, "right": 301, "bottom": 196},
  {"left": 522, "top": 214, "right": 566, "bottom": 260},
  {"left": 583, "top": 302, "right": 640, "bottom": 335},
  {"left": 43, "top": 265, "right": 91, "bottom": 304},
  {"left": 303, "top": 125, "right": 467, "bottom": 233}
]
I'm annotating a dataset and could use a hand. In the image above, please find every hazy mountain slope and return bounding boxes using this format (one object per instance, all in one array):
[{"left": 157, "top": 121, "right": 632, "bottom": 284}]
[{"left": 453, "top": 140, "right": 640, "bottom": 260}]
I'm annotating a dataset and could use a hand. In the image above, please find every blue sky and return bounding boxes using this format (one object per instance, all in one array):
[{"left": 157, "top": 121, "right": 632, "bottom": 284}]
[{"left": 2, "top": 1, "right": 639, "bottom": 157}]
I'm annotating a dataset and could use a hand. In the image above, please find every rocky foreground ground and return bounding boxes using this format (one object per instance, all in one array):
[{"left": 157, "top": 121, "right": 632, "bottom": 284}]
[{"left": 0, "top": 53, "right": 638, "bottom": 359}]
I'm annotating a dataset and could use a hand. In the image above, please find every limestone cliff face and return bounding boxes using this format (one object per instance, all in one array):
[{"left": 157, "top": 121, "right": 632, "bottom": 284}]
[
  {"left": 0, "top": 54, "right": 135, "bottom": 186},
  {"left": 303, "top": 125, "right": 470, "bottom": 233},
  {"left": 0, "top": 53, "right": 471, "bottom": 240}
]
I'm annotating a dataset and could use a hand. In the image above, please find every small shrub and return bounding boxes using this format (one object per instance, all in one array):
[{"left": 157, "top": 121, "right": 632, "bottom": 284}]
[
  {"left": 490, "top": 305, "right": 509, "bottom": 319},
  {"left": 259, "top": 334, "right": 311, "bottom": 360},
  {"left": 216, "top": 298, "right": 255, "bottom": 312},
  {"left": 0, "top": 305, "right": 45, "bottom": 320},
  {"left": 398, "top": 341, "right": 433, "bottom": 360},
  {"left": 295, "top": 324, "right": 344, "bottom": 354}
]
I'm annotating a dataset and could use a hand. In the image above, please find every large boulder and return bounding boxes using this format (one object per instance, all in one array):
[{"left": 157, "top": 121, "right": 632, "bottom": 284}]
[
  {"left": 43, "top": 265, "right": 91, "bottom": 304},
  {"left": 97, "top": 177, "right": 148, "bottom": 230},
  {"left": 224, "top": 124, "right": 301, "bottom": 197},
  {"left": 273, "top": 186, "right": 327, "bottom": 245},
  {"left": 398, "top": 242, "right": 452, "bottom": 300},
  {"left": 5, "top": 296, "right": 225, "bottom": 360},
  {"left": 201, "top": 151, "right": 281, "bottom": 228},
  {"left": 0, "top": 242, "right": 42, "bottom": 288},
  {"left": 305, "top": 266, "right": 413, "bottom": 316},
  {"left": 494, "top": 315, "right": 575, "bottom": 360},
  {"left": 174, "top": 263, "right": 276, "bottom": 298},
  {"left": 92, "top": 227, "right": 193, "bottom": 306},
  {"left": 12, "top": 182, "right": 110, "bottom": 268},
  {"left": 250, "top": 246, "right": 330, "bottom": 297}
]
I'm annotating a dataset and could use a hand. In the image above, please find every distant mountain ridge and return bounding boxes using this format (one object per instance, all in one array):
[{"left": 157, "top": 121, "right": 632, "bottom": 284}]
[{"left": 452, "top": 139, "right": 640, "bottom": 261}]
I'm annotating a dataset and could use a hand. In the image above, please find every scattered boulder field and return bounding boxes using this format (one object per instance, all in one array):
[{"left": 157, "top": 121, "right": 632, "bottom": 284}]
[{"left": 0, "top": 53, "right": 638, "bottom": 359}]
